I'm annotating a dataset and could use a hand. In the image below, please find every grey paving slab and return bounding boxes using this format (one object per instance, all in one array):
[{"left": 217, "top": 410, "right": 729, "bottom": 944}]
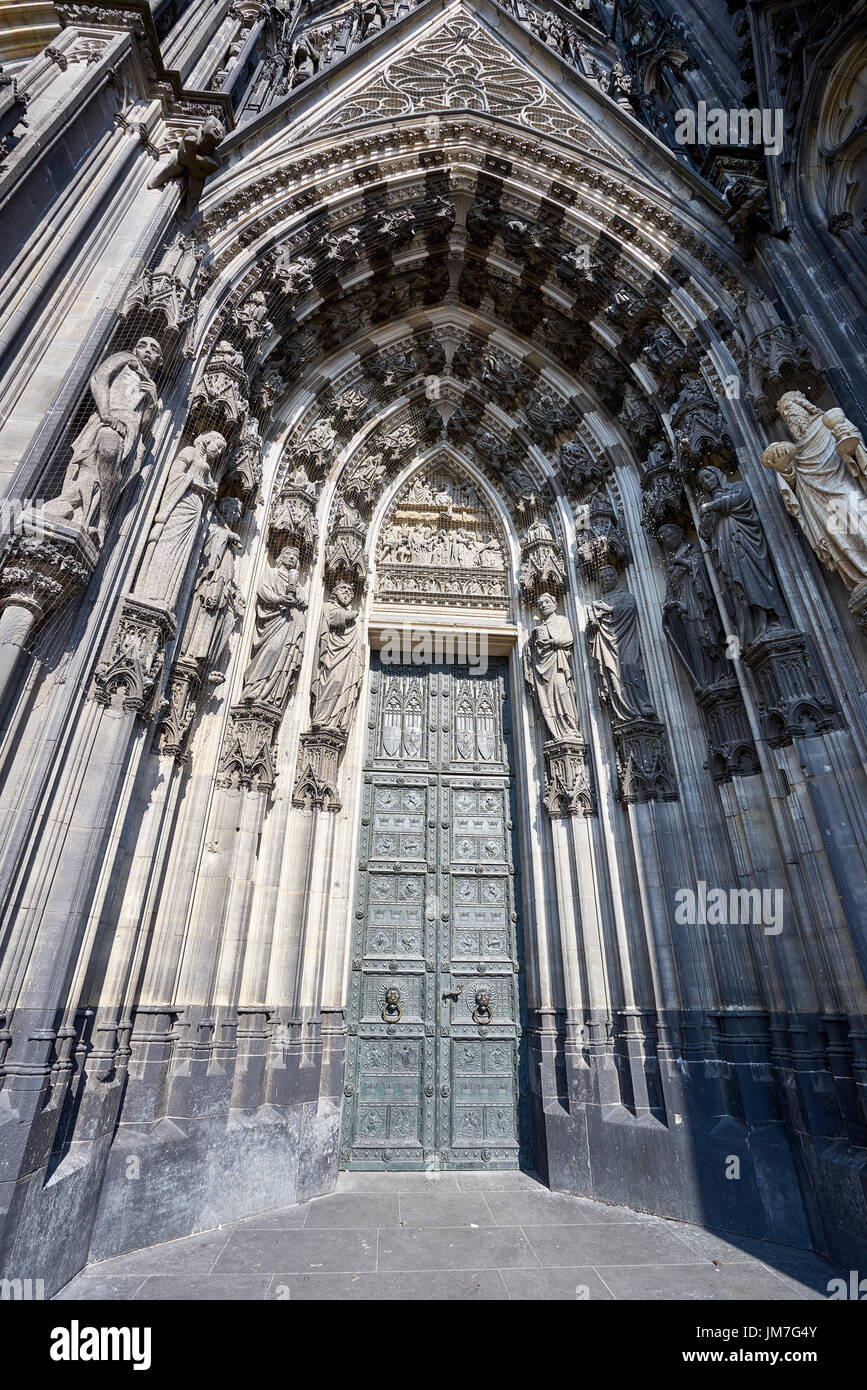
[
  {"left": 54, "top": 1274, "right": 147, "bottom": 1301},
  {"left": 336, "top": 1172, "right": 400, "bottom": 1193},
  {"left": 212, "top": 1227, "right": 378, "bottom": 1274},
  {"left": 133, "top": 1274, "right": 272, "bottom": 1300},
  {"left": 500, "top": 1267, "right": 616, "bottom": 1300},
  {"left": 75, "top": 1227, "right": 231, "bottom": 1278},
  {"left": 301, "top": 1193, "right": 400, "bottom": 1229},
  {"left": 597, "top": 1262, "right": 807, "bottom": 1301},
  {"left": 397, "top": 1192, "right": 496, "bottom": 1227},
  {"left": 377, "top": 1224, "right": 540, "bottom": 1272},
  {"left": 393, "top": 1172, "right": 463, "bottom": 1192},
  {"left": 484, "top": 1191, "right": 606, "bottom": 1226},
  {"left": 266, "top": 1270, "right": 510, "bottom": 1300},
  {"left": 230, "top": 1206, "right": 310, "bottom": 1231},
  {"left": 521, "top": 1220, "right": 704, "bottom": 1267},
  {"left": 661, "top": 1223, "right": 843, "bottom": 1298},
  {"left": 453, "top": 1171, "right": 544, "bottom": 1192}
]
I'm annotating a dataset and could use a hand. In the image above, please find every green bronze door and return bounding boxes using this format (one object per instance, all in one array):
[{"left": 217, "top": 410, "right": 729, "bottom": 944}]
[{"left": 341, "top": 658, "right": 528, "bottom": 1170}]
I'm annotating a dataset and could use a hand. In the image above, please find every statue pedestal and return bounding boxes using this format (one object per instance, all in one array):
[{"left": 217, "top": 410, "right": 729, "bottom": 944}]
[
  {"left": 542, "top": 738, "right": 595, "bottom": 817},
  {"left": 744, "top": 626, "right": 837, "bottom": 747}
]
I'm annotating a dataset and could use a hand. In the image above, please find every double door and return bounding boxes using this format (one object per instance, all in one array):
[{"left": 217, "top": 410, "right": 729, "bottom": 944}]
[{"left": 341, "top": 659, "right": 527, "bottom": 1169}]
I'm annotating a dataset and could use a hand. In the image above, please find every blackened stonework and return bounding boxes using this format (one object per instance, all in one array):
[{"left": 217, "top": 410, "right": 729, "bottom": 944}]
[{"left": 0, "top": 0, "right": 865, "bottom": 1300}]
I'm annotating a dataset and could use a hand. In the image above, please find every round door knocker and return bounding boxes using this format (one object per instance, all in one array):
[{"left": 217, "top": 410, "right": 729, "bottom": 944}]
[
  {"left": 473, "top": 989, "right": 493, "bottom": 1025},
  {"left": 382, "top": 987, "right": 402, "bottom": 1023}
]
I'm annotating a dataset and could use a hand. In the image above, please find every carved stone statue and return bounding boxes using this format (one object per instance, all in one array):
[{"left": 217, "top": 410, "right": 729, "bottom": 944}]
[
  {"left": 524, "top": 593, "right": 582, "bottom": 741},
  {"left": 179, "top": 496, "right": 244, "bottom": 682},
  {"left": 657, "top": 523, "right": 726, "bottom": 690},
  {"left": 148, "top": 116, "right": 225, "bottom": 218},
  {"left": 310, "top": 581, "right": 364, "bottom": 737},
  {"left": 586, "top": 567, "right": 657, "bottom": 723},
  {"left": 45, "top": 336, "right": 162, "bottom": 544},
  {"left": 762, "top": 391, "right": 867, "bottom": 593},
  {"left": 240, "top": 546, "right": 307, "bottom": 710},
  {"left": 137, "top": 431, "right": 226, "bottom": 609},
  {"left": 696, "top": 466, "right": 787, "bottom": 648}
]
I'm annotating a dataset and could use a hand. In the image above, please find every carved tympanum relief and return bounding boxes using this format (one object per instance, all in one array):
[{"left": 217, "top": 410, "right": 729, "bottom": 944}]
[{"left": 375, "top": 466, "right": 508, "bottom": 609}]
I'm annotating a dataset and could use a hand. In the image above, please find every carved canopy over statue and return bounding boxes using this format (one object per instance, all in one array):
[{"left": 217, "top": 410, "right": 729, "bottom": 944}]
[
  {"left": 45, "top": 337, "right": 163, "bottom": 545},
  {"left": 524, "top": 593, "right": 582, "bottom": 742},
  {"left": 762, "top": 392, "right": 867, "bottom": 594}
]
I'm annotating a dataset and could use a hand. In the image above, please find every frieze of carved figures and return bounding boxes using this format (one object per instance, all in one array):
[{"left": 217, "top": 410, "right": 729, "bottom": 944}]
[
  {"left": 328, "top": 388, "right": 369, "bottom": 434},
  {"left": 120, "top": 234, "right": 208, "bottom": 335},
  {"left": 272, "top": 250, "right": 316, "bottom": 303},
  {"left": 762, "top": 392, "right": 867, "bottom": 634},
  {"left": 321, "top": 226, "right": 363, "bottom": 272},
  {"left": 189, "top": 339, "right": 249, "bottom": 432},
  {"left": 373, "top": 206, "right": 417, "bottom": 249},
  {"left": 44, "top": 337, "right": 162, "bottom": 546},
  {"left": 147, "top": 116, "right": 225, "bottom": 219},
  {"left": 525, "top": 389, "right": 577, "bottom": 446},
  {"left": 366, "top": 348, "right": 417, "bottom": 391},
  {"left": 478, "top": 353, "right": 534, "bottom": 405},
  {"left": 136, "top": 432, "right": 226, "bottom": 612},
  {"left": 343, "top": 453, "right": 388, "bottom": 515},
  {"left": 292, "top": 420, "right": 337, "bottom": 479},
  {"left": 239, "top": 546, "right": 308, "bottom": 712}
]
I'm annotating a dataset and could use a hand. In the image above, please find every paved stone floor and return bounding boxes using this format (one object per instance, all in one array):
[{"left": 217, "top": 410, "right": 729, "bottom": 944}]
[{"left": 56, "top": 1171, "right": 842, "bottom": 1301}]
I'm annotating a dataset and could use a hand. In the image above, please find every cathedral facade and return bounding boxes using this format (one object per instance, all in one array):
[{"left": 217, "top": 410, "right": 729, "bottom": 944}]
[{"left": 0, "top": 0, "right": 865, "bottom": 1294}]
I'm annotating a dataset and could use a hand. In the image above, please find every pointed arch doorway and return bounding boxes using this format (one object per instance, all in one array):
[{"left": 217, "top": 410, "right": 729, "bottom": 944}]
[
  {"left": 339, "top": 458, "right": 529, "bottom": 1171},
  {"left": 340, "top": 655, "right": 529, "bottom": 1170}
]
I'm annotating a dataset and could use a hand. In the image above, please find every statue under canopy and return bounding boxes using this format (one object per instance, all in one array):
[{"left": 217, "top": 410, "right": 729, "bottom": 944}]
[
  {"left": 310, "top": 581, "right": 364, "bottom": 737},
  {"left": 696, "top": 465, "right": 787, "bottom": 649},
  {"left": 137, "top": 431, "right": 226, "bottom": 610},
  {"left": 240, "top": 546, "right": 307, "bottom": 710},
  {"left": 586, "top": 567, "right": 657, "bottom": 723}
]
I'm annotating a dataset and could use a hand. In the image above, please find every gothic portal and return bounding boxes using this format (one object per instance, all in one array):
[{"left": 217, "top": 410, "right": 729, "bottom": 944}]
[{"left": 0, "top": 0, "right": 866, "bottom": 1293}]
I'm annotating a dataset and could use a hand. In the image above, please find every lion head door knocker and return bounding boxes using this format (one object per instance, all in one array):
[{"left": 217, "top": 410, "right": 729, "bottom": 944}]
[
  {"left": 382, "top": 987, "right": 402, "bottom": 1023},
  {"left": 473, "top": 989, "right": 493, "bottom": 1025}
]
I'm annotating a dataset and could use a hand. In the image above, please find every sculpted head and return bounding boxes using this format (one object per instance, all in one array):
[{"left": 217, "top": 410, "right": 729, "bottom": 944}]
[
  {"left": 279, "top": 545, "right": 300, "bottom": 571},
  {"left": 657, "top": 523, "right": 683, "bottom": 553},
  {"left": 696, "top": 465, "right": 724, "bottom": 497},
  {"left": 217, "top": 496, "right": 242, "bottom": 527},
  {"left": 198, "top": 116, "right": 225, "bottom": 151},
  {"left": 333, "top": 580, "right": 355, "bottom": 607},
  {"left": 597, "top": 565, "right": 619, "bottom": 593},
  {"left": 198, "top": 430, "right": 228, "bottom": 465},
  {"left": 134, "top": 337, "right": 163, "bottom": 373},
  {"left": 777, "top": 391, "right": 820, "bottom": 439},
  {"left": 536, "top": 592, "right": 557, "bottom": 619}
]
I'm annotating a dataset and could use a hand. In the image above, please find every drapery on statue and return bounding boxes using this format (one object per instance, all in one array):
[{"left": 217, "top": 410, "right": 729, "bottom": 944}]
[
  {"left": 45, "top": 337, "right": 162, "bottom": 544},
  {"left": 523, "top": 592, "right": 582, "bottom": 741},
  {"left": 179, "top": 496, "right": 244, "bottom": 682},
  {"left": 658, "top": 523, "right": 726, "bottom": 690},
  {"left": 240, "top": 546, "right": 307, "bottom": 710},
  {"left": 586, "top": 567, "right": 658, "bottom": 723},
  {"left": 696, "top": 465, "right": 787, "bottom": 649},
  {"left": 137, "top": 432, "right": 226, "bottom": 610},
  {"left": 310, "top": 581, "right": 364, "bottom": 737},
  {"left": 762, "top": 391, "right": 867, "bottom": 593},
  {"left": 148, "top": 116, "right": 225, "bottom": 219}
]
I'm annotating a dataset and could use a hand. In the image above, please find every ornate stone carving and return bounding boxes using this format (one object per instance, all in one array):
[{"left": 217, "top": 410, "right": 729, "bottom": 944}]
[
  {"left": 309, "top": 581, "right": 364, "bottom": 739},
  {"left": 328, "top": 388, "right": 369, "bottom": 434},
  {"left": 762, "top": 392, "right": 867, "bottom": 629},
  {"left": 375, "top": 467, "right": 508, "bottom": 609},
  {"left": 610, "top": 720, "right": 678, "bottom": 804},
  {"left": 558, "top": 438, "right": 608, "bottom": 493},
  {"left": 217, "top": 704, "right": 279, "bottom": 791},
  {"left": 541, "top": 739, "right": 595, "bottom": 817},
  {"left": 325, "top": 495, "right": 367, "bottom": 589},
  {"left": 670, "top": 376, "right": 735, "bottom": 477},
  {"left": 44, "top": 337, "right": 162, "bottom": 545},
  {"left": 640, "top": 443, "right": 686, "bottom": 535},
  {"left": 189, "top": 339, "right": 249, "bottom": 432},
  {"left": 92, "top": 595, "right": 175, "bottom": 716},
  {"left": 732, "top": 287, "right": 817, "bottom": 407},
  {"left": 225, "top": 417, "right": 263, "bottom": 501},
  {"left": 136, "top": 432, "right": 226, "bottom": 610},
  {"left": 745, "top": 627, "right": 837, "bottom": 748},
  {"left": 293, "top": 420, "right": 337, "bottom": 478},
  {"left": 233, "top": 289, "right": 273, "bottom": 348},
  {"left": 147, "top": 116, "right": 225, "bottom": 218},
  {"left": 272, "top": 251, "right": 316, "bottom": 302},
  {"left": 575, "top": 491, "right": 630, "bottom": 579},
  {"left": 657, "top": 523, "right": 727, "bottom": 691},
  {"left": 120, "top": 235, "right": 207, "bottom": 335},
  {"left": 269, "top": 464, "right": 318, "bottom": 560},
  {"left": 238, "top": 546, "right": 307, "bottom": 711},
  {"left": 518, "top": 516, "right": 567, "bottom": 599},
  {"left": 291, "top": 729, "right": 346, "bottom": 811}
]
